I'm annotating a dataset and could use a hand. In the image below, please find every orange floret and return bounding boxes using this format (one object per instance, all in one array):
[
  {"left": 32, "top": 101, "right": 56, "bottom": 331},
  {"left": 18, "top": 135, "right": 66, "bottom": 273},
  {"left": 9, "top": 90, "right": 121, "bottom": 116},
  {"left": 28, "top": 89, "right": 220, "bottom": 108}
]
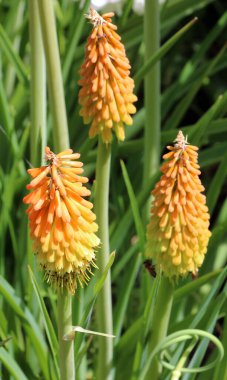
[
  {"left": 146, "top": 131, "right": 211, "bottom": 278},
  {"left": 24, "top": 147, "right": 100, "bottom": 293},
  {"left": 78, "top": 7, "right": 137, "bottom": 143}
]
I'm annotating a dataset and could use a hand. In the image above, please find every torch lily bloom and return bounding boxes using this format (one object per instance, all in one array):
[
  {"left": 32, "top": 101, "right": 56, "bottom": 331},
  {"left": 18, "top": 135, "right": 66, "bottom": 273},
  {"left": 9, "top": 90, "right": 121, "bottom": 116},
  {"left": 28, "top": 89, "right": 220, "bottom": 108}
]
[
  {"left": 146, "top": 131, "right": 211, "bottom": 278},
  {"left": 78, "top": 7, "right": 137, "bottom": 143},
  {"left": 23, "top": 147, "right": 100, "bottom": 293}
]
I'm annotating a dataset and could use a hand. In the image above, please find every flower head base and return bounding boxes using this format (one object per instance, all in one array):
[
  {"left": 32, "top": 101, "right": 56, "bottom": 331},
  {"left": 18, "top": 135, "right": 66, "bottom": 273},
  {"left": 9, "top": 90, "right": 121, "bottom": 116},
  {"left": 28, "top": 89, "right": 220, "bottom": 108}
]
[
  {"left": 146, "top": 131, "right": 211, "bottom": 279},
  {"left": 78, "top": 7, "right": 137, "bottom": 143},
  {"left": 23, "top": 147, "right": 100, "bottom": 293}
]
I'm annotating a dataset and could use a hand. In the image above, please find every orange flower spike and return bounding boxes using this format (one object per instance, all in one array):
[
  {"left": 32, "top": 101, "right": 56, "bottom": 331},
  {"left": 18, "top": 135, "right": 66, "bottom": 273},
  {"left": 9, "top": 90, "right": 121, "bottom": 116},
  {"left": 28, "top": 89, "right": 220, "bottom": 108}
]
[
  {"left": 23, "top": 147, "right": 100, "bottom": 293},
  {"left": 78, "top": 7, "right": 137, "bottom": 143},
  {"left": 146, "top": 131, "right": 211, "bottom": 278}
]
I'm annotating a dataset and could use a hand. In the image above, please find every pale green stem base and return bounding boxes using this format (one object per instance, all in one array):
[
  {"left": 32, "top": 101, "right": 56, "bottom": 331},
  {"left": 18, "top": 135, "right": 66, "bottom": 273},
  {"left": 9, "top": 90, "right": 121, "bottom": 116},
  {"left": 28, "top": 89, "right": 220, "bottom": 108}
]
[
  {"left": 29, "top": 0, "right": 46, "bottom": 166},
  {"left": 38, "top": 0, "right": 69, "bottom": 150},
  {"left": 145, "top": 277, "right": 174, "bottom": 380},
  {"left": 58, "top": 291, "right": 75, "bottom": 380},
  {"left": 95, "top": 137, "right": 113, "bottom": 380}
]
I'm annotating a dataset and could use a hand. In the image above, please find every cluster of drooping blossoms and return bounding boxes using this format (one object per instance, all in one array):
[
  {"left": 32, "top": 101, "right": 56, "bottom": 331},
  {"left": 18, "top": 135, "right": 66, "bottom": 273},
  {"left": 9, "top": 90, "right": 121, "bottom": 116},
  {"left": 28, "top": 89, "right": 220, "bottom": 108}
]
[
  {"left": 23, "top": 147, "right": 100, "bottom": 293},
  {"left": 146, "top": 131, "right": 211, "bottom": 278},
  {"left": 78, "top": 7, "right": 137, "bottom": 143}
]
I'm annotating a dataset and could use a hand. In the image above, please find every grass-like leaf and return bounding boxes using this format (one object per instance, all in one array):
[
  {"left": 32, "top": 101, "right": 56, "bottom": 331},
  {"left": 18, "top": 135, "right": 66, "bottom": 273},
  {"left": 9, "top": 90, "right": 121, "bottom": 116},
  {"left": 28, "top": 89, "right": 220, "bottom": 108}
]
[
  {"left": 134, "top": 17, "right": 198, "bottom": 89},
  {"left": 28, "top": 266, "right": 60, "bottom": 380},
  {"left": 120, "top": 160, "right": 145, "bottom": 251},
  {"left": 0, "top": 275, "right": 49, "bottom": 379},
  {"left": 74, "top": 252, "right": 115, "bottom": 354},
  {"left": 0, "top": 347, "right": 29, "bottom": 380},
  {"left": 0, "top": 24, "right": 29, "bottom": 85}
]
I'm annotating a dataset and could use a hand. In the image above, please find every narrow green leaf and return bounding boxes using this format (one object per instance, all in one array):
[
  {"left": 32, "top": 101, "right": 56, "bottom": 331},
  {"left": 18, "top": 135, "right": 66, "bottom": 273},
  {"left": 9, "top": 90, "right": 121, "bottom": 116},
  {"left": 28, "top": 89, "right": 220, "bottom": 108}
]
[
  {"left": 94, "top": 251, "right": 115, "bottom": 295},
  {"left": 164, "top": 45, "right": 227, "bottom": 130},
  {"left": 0, "top": 24, "right": 29, "bottom": 85},
  {"left": 199, "top": 142, "right": 227, "bottom": 168},
  {"left": 7, "top": 214, "right": 18, "bottom": 259},
  {"left": 162, "top": 59, "right": 227, "bottom": 119},
  {"left": 189, "top": 93, "right": 227, "bottom": 146},
  {"left": 206, "top": 151, "right": 227, "bottom": 215},
  {"left": 131, "top": 275, "right": 161, "bottom": 380},
  {"left": 161, "top": 0, "right": 214, "bottom": 35},
  {"left": 174, "top": 269, "right": 222, "bottom": 301},
  {"left": 121, "top": 116, "right": 227, "bottom": 154},
  {"left": 0, "top": 347, "right": 29, "bottom": 380},
  {"left": 114, "top": 254, "right": 141, "bottom": 339},
  {"left": 167, "top": 268, "right": 227, "bottom": 376},
  {"left": 110, "top": 171, "right": 159, "bottom": 252},
  {"left": 63, "top": 0, "right": 90, "bottom": 82},
  {"left": 164, "top": 45, "right": 227, "bottom": 131},
  {"left": 134, "top": 18, "right": 198, "bottom": 89},
  {"left": 182, "top": 287, "right": 226, "bottom": 380},
  {"left": 161, "top": 117, "right": 227, "bottom": 147},
  {"left": 115, "top": 317, "right": 143, "bottom": 364},
  {"left": 213, "top": 311, "right": 227, "bottom": 380},
  {"left": 180, "top": 12, "right": 227, "bottom": 83},
  {"left": 0, "top": 276, "right": 49, "bottom": 379},
  {"left": 0, "top": 75, "right": 13, "bottom": 134},
  {"left": 75, "top": 252, "right": 115, "bottom": 352},
  {"left": 190, "top": 267, "right": 226, "bottom": 328},
  {"left": 121, "top": 0, "right": 134, "bottom": 26},
  {"left": 112, "top": 243, "right": 138, "bottom": 281},
  {"left": 76, "top": 338, "right": 93, "bottom": 370},
  {"left": 28, "top": 266, "right": 60, "bottom": 380},
  {"left": 0, "top": 277, "right": 24, "bottom": 318},
  {"left": 120, "top": 160, "right": 145, "bottom": 251}
]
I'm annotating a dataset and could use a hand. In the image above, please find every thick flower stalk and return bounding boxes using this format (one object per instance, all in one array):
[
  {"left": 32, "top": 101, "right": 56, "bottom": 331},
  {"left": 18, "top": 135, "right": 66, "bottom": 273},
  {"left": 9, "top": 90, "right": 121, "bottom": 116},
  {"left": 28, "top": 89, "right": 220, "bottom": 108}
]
[
  {"left": 146, "top": 131, "right": 211, "bottom": 278},
  {"left": 23, "top": 147, "right": 100, "bottom": 293},
  {"left": 78, "top": 7, "right": 137, "bottom": 143}
]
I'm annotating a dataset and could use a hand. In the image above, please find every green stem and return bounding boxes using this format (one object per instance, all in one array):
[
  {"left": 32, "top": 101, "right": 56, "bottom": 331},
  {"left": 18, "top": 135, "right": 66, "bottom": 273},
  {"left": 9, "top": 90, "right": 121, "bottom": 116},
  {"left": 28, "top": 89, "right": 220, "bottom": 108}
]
[
  {"left": 29, "top": 0, "right": 46, "bottom": 166},
  {"left": 145, "top": 277, "right": 174, "bottom": 380},
  {"left": 58, "top": 290, "right": 75, "bottom": 380},
  {"left": 37, "top": 2, "right": 73, "bottom": 379},
  {"left": 142, "top": 0, "right": 161, "bottom": 313},
  {"left": 95, "top": 137, "right": 113, "bottom": 380},
  {"left": 37, "top": 0, "right": 69, "bottom": 151},
  {"left": 143, "top": 0, "right": 160, "bottom": 198}
]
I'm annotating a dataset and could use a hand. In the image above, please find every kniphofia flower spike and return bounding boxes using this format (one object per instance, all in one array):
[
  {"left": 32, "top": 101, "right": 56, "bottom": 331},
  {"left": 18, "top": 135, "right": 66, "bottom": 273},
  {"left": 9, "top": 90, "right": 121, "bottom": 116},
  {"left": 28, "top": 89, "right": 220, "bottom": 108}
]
[
  {"left": 78, "top": 7, "right": 137, "bottom": 143},
  {"left": 23, "top": 147, "right": 100, "bottom": 293},
  {"left": 146, "top": 131, "right": 211, "bottom": 278}
]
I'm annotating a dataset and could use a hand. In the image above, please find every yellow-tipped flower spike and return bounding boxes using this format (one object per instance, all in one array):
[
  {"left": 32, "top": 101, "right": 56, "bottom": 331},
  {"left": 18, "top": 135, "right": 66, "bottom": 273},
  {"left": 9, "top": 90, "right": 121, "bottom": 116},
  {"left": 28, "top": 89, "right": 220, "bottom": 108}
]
[
  {"left": 78, "top": 7, "right": 137, "bottom": 143},
  {"left": 23, "top": 147, "right": 100, "bottom": 294},
  {"left": 146, "top": 131, "right": 211, "bottom": 278}
]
